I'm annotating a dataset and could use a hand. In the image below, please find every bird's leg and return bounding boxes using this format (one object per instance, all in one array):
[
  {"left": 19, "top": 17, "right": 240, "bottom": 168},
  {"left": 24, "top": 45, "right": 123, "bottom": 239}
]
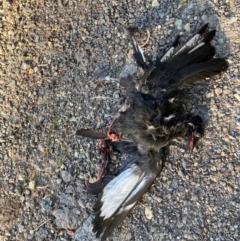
[
  {"left": 163, "top": 114, "right": 203, "bottom": 152},
  {"left": 97, "top": 139, "right": 111, "bottom": 180},
  {"left": 186, "top": 132, "right": 201, "bottom": 153},
  {"left": 96, "top": 118, "right": 122, "bottom": 180},
  {"left": 85, "top": 119, "right": 122, "bottom": 193},
  {"left": 188, "top": 133, "right": 195, "bottom": 152},
  {"left": 106, "top": 117, "right": 122, "bottom": 142},
  {"left": 85, "top": 139, "right": 112, "bottom": 194},
  {"left": 183, "top": 116, "right": 203, "bottom": 152}
]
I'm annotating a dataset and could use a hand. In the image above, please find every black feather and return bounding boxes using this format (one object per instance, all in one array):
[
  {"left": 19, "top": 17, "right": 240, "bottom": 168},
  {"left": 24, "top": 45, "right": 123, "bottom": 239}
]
[
  {"left": 179, "top": 58, "right": 229, "bottom": 87},
  {"left": 77, "top": 23, "right": 229, "bottom": 241},
  {"left": 124, "top": 28, "right": 148, "bottom": 69},
  {"left": 197, "top": 23, "right": 209, "bottom": 34}
]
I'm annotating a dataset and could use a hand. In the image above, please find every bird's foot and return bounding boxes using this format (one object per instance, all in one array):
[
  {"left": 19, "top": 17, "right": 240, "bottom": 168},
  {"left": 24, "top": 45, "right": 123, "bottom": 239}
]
[
  {"left": 95, "top": 118, "right": 122, "bottom": 180},
  {"left": 186, "top": 132, "right": 201, "bottom": 153},
  {"left": 106, "top": 117, "right": 122, "bottom": 142},
  {"left": 97, "top": 139, "right": 111, "bottom": 180}
]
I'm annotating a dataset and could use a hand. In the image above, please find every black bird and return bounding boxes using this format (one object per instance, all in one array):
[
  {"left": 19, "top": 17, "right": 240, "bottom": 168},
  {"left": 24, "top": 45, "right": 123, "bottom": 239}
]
[{"left": 76, "top": 23, "right": 228, "bottom": 240}]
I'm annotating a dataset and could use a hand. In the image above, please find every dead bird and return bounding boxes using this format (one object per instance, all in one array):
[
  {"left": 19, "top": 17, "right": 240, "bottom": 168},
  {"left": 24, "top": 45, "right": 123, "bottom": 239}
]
[{"left": 76, "top": 23, "right": 228, "bottom": 240}]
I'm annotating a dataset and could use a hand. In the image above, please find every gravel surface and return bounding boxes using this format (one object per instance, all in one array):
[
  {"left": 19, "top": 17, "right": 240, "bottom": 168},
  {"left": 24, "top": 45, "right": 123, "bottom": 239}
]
[{"left": 0, "top": 0, "right": 239, "bottom": 240}]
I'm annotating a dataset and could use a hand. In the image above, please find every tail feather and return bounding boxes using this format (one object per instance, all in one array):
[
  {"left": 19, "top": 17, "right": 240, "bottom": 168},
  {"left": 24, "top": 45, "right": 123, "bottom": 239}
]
[
  {"left": 179, "top": 58, "right": 229, "bottom": 87},
  {"left": 201, "top": 29, "right": 216, "bottom": 44},
  {"left": 160, "top": 35, "right": 180, "bottom": 62},
  {"left": 147, "top": 25, "right": 228, "bottom": 92},
  {"left": 197, "top": 23, "right": 209, "bottom": 34},
  {"left": 155, "top": 58, "right": 228, "bottom": 91},
  {"left": 167, "top": 43, "right": 215, "bottom": 71},
  {"left": 168, "top": 30, "right": 217, "bottom": 69},
  {"left": 122, "top": 23, "right": 228, "bottom": 96},
  {"left": 172, "top": 23, "right": 210, "bottom": 57},
  {"left": 148, "top": 43, "right": 216, "bottom": 90}
]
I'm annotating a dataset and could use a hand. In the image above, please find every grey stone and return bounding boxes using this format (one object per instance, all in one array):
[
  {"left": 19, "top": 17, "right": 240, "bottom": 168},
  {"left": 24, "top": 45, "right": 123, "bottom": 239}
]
[{"left": 60, "top": 171, "right": 72, "bottom": 183}]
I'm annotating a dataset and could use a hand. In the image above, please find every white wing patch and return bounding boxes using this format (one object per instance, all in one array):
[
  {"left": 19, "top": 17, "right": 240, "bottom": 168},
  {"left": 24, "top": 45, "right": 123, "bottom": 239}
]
[
  {"left": 188, "top": 42, "right": 205, "bottom": 53},
  {"left": 126, "top": 176, "right": 150, "bottom": 201},
  {"left": 100, "top": 164, "right": 143, "bottom": 220},
  {"left": 132, "top": 37, "right": 146, "bottom": 63},
  {"left": 160, "top": 33, "right": 205, "bottom": 63},
  {"left": 174, "top": 33, "right": 201, "bottom": 56},
  {"left": 138, "top": 45, "right": 146, "bottom": 63},
  {"left": 160, "top": 47, "right": 175, "bottom": 62}
]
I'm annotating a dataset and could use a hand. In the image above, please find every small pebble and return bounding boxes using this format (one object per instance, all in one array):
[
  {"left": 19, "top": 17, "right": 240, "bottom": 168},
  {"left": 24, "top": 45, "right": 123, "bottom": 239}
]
[
  {"left": 227, "top": 17, "right": 238, "bottom": 25},
  {"left": 159, "top": 12, "right": 164, "bottom": 19},
  {"left": 184, "top": 23, "right": 191, "bottom": 32},
  {"left": 145, "top": 206, "right": 153, "bottom": 220},
  {"left": 152, "top": 0, "right": 160, "bottom": 7},
  {"left": 175, "top": 19, "right": 182, "bottom": 30},
  {"left": 215, "top": 88, "right": 222, "bottom": 95},
  {"left": 28, "top": 180, "right": 36, "bottom": 190},
  {"left": 60, "top": 171, "right": 72, "bottom": 183},
  {"left": 42, "top": 197, "right": 54, "bottom": 211}
]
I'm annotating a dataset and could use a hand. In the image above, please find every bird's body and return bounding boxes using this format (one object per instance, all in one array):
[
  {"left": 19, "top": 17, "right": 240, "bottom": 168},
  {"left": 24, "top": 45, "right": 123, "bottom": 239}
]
[
  {"left": 111, "top": 91, "right": 203, "bottom": 151},
  {"left": 76, "top": 23, "right": 228, "bottom": 240}
]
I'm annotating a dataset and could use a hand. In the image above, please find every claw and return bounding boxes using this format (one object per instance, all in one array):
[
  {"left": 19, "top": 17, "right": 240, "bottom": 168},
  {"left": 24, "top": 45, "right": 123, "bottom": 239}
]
[
  {"left": 97, "top": 152, "right": 110, "bottom": 180},
  {"left": 97, "top": 140, "right": 111, "bottom": 180},
  {"left": 189, "top": 133, "right": 195, "bottom": 152},
  {"left": 94, "top": 119, "right": 122, "bottom": 181},
  {"left": 106, "top": 117, "right": 122, "bottom": 142},
  {"left": 187, "top": 133, "right": 199, "bottom": 153}
]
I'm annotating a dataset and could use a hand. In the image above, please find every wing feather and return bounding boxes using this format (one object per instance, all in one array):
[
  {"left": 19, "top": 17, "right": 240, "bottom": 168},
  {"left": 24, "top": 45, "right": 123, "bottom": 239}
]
[{"left": 93, "top": 151, "right": 164, "bottom": 241}]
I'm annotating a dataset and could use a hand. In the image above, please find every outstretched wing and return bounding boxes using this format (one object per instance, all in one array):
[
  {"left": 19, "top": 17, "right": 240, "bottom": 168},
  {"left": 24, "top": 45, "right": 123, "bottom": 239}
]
[
  {"left": 147, "top": 23, "right": 228, "bottom": 91},
  {"left": 92, "top": 149, "right": 165, "bottom": 241},
  {"left": 124, "top": 23, "right": 228, "bottom": 95}
]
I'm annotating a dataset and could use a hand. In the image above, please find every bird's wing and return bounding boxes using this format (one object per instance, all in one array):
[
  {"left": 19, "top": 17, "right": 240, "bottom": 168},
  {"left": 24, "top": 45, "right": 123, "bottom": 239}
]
[
  {"left": 147, "top": 23, "right": 228, "bottom": 91},
  {"left": 162, "top": 23, "right": 209, "bottom": 61},
  {"left": 124, "top": 23, "right": 228, "bottom": 95},
  {"left": 85, "top": 141, "right": 139, "bottom": 195},
  {"left": 92, "top": 150, "right": 164, "bottom": 241}
]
